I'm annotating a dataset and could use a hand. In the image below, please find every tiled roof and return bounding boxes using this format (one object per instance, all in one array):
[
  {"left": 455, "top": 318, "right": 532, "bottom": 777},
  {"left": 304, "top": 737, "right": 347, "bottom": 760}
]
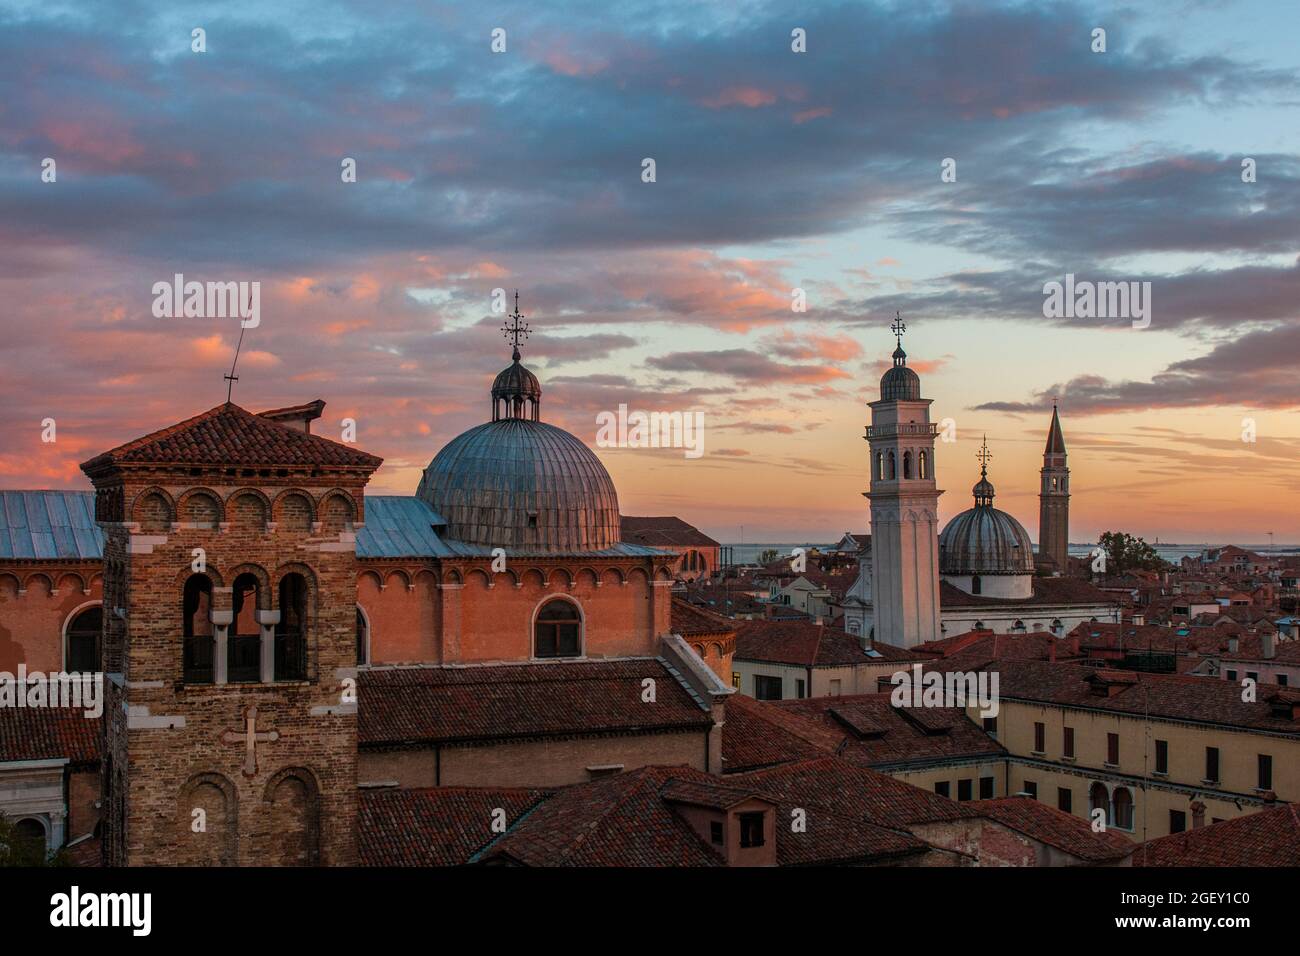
[
  {"left": 734, "top": 620, "right": 920, "bottom": 667},
  {"left": 620, "top": 516, "right": 719, "bottom": 548},
  {"left": 721, "top": 693, "right": 842, "bottom": 773},
  {"left": 358, "top": 659, "right": 712, "bottom": 747},
  {"left": 476, "top": 766, "right": 727, "bottom": 866},
  {"left": 767, "top": 694, "right": 1006, "bottom": 769},
  {"left": 968, "top": 797, "right": 1133, "bottom": 862},
  {"left": 1134, "top": 803, "right": 1300, "bottom": 866},
  {"left": 670, "top": 598, "right": 736, "bottom": 638},
  {"left": 359, "top": 786, "right": 547, "bottom": 866},
  {"left": 0, "top": 491, "right": 103, "bottom": 561},
  {"left": 915, "top": 630, "right": 1081, "bottom": 671},
  {"left": 939, "top": 577, "right": 1115, "bottom": 609},
  {"left": 476, "top": 763, "right": 928, "bottom": 867},
  {"left": 0, "top": 705, "right": 102, "bottom": 764},
  {"left": 81, "top": 402, "right": 383, "bottom": 474},
  {"left": 732, "top": 754, "right": 976, "bottom": 826},
  {"left": 988, "top": 660, "right": 1300, "bottom": 734}
]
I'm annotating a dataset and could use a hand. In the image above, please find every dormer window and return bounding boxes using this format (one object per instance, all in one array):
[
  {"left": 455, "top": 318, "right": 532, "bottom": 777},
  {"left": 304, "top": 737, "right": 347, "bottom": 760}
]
[{"left": 738, "top": 812, "right": 765, "bottom": 849}]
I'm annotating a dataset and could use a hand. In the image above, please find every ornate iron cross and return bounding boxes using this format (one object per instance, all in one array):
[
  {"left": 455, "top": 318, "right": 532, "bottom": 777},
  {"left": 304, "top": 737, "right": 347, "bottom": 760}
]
[
  {"left": 977, "top": 435, "right": 993, "bottom": 472},
  {"left": 891, "top": 311, "right": 906, "bottom": 347},
  {"left": 502, "top": 290, "right": 530, "bottom": 358}
]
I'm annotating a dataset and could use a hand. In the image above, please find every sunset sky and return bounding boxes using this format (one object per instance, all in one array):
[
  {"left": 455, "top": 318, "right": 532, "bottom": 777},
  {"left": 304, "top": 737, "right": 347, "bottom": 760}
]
[{"left": 2, "top": 0, "right": 1298, "bottom": 544}]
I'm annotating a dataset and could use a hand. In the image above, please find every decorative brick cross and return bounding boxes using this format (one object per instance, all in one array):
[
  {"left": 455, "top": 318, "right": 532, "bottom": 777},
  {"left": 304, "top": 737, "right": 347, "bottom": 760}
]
[{"left": 221, "top": 705, "right": 279, "bottom": 776}]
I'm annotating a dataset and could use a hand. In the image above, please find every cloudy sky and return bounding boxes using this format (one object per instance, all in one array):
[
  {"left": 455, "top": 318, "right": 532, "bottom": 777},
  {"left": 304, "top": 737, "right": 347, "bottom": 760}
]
[{"left": 2, "top": 0, "right": 1298, "bottom": 544}]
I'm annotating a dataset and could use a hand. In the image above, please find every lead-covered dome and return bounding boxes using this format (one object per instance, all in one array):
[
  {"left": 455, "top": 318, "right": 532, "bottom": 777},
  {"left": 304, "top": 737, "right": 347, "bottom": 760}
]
[
  {"left": 939, "top": 504, "right": 1035, "bottom": 575},
  {"left": 939, "top": 446, "right": 1034, "bottom": 576},
  {"left": 880, "top": 345, "right": 921, "bottom": 401},
  {"left": 417, "top": 418, "right": 621, "bottom": 552}
]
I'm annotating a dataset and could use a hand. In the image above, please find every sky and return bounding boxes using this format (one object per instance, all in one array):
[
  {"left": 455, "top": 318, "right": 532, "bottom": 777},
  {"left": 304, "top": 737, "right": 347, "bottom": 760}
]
[{"left": 1, "top": 0, "right": 1298, "bottom": 544}]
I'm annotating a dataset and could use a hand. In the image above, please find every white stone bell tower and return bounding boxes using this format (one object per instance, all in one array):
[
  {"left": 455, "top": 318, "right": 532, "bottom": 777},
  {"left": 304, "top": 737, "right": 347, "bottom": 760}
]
[{"left": 865, "top": 316, "right": 943, "bottom": 648}]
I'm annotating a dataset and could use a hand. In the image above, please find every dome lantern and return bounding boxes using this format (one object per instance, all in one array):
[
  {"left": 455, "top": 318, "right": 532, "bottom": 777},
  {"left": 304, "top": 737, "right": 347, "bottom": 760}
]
[{"left": 492, "top": 291, "right": 541, "bottom": 422}]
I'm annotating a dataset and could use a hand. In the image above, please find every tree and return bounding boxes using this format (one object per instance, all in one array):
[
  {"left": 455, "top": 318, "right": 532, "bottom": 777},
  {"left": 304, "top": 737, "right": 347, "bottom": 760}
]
[
  {"left": 0, "top": 814, "right": 67, "bottom": 867},
  {"left": 1096, "top": 531, "right": 1166, "bottom": 576},
  {"left": 757, "top": 549, "right": 779, "bottom": 565}
]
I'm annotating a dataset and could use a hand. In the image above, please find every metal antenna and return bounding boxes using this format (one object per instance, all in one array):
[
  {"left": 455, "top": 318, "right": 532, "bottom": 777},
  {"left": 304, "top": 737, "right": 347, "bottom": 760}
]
[{"left": 224, "top": 287, "right": 252, "bottom": 403}]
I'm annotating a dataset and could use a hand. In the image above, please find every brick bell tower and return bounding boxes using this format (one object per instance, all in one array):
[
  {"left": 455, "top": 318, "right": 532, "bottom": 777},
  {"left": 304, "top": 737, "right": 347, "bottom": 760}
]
[
  {"left": 1037, "top": 402, "right": 1070, "bottom": 574},
  {"left": 82, "top": 401, "right": 381, "bottom": 866}
]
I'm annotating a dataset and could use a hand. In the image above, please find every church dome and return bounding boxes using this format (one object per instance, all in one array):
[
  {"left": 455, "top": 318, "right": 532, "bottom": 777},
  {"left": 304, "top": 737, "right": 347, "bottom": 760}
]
[
  {"left": 417, "top": 419, "right": 621, "bottom": 552},
  {"left": 939, "top": 441, "right": 1033, "bottom": 576},
  {"left": 939, "top": 505, "right": 1034, "bottom": 575},
  {"left": 417, "top": 295, "right": 620, "bottom": 553},
  {"left": 880, "top": 346, "right": 922, "bottom": 401}
]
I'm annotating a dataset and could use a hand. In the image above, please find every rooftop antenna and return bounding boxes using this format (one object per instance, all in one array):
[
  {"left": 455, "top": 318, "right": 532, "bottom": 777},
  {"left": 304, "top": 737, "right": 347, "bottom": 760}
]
[{"left": 224, "top": 290, "right": 252, "bottom": 403}]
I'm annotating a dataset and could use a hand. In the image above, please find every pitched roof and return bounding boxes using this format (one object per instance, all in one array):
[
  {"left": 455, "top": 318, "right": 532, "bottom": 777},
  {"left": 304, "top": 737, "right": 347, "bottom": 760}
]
[
  {"left": 968, "top": 797, "right": 1133, "bottom": 862},
  {"left": 0, "top": 704, "right": 102, "bottom": 764},
  {"left": 359, "top": 786, "right": 547, "bottom": 866},
  {"left": 670, "top": 598, "right": 736, "bottom": 638},
  {"left": 989, "top": 659, "right": 1300, "bottom": 734},
  {"left": 0, "top": 491, "right": 103, "bottom": 561},
  {"left": 476, "top": 763, "right": 928, "bottom": 867},
  {"left": 734, "top": 620, "right": 920, "bottom": 667},
  {"left": 732, "top": 754, "right": 976, "bottom": 826},
  {"left": 358, "top": 659, "right": 712, "bottom": 747},
  {"left": 765, "top": 694, "right": 1006, "bottom": 769},
  {"left": 81, "top": 402, "right": 382, "bottom": 475},
  {"left": 1134, "top": 803, "right": 1300, "bottom": 866},
  {"left": 939, "top": 577, "right": 1114, "bottom": 609},
  {"left": 620, "top": 516, "right": 719, "bottom": 548},
  {"left": 476, "top": 766, "right": 727, "bottom": 866},
  {"left": 721, "top": 693, "right": 842, "bottom": 773}
]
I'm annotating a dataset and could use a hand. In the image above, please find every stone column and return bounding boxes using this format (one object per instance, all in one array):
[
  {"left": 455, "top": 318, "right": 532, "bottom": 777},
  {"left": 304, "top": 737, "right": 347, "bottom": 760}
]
[
  {"left": 211, "top": 609, "right": 232, "bottom": 684},
  {"left": 256, "top": 609, "right": 280, "bottom": 683}
]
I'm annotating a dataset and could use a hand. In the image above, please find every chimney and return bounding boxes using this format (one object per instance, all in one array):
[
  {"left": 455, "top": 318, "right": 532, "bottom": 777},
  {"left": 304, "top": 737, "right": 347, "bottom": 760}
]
[
  {"left": 1190, "top": 801, "right": 1206, "bottom": 830},
  {"left": 1262, "top": 632, "right": 1276, "bottom": 660}
]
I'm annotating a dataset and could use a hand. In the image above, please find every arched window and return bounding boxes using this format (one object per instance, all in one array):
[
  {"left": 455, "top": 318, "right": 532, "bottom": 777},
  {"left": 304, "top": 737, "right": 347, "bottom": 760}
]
[
  {"left": 903, "top": 451, "right": 913, "bottom": 479},
  {"left": 182, "top": 575, "right": 214, "bottom": 684},
  {"left": 275, "top": 573, "right": 308, "bottom": 681},
  {"left": 887, "top": 451, "right": 896, "bottom": 480},
  {"left": 356, "top": 608, "right": 369, "bottom": 666},
  {"left": 1089, "top": 783, "right": 1110, "bottom": 826},
  {"left": 65, "top": 606, "right": 102, "bottom": 672},
  {"left": 919, "top": 451, "right": 929, "bottom": 480},
  {"left": 230, "top": 573, "right": 262, "bottom": 683},
  {"left": 1112, "top": 787, "right": 1134, "bottom": 830},
  {"left": 971, "top": 575, "right": 982, "bottom": 595},
  {"left": 1012, "top": 619, "right": 1026, "bottom": 633},
  {"left": 535, "top": 600, "right": 581, "bottom": 659},
  {"left": 13, "top": 818, "right": 47, "bottom": 860},
  {"left": 876, "top": 453, "right": 885, "bottom": 481}
]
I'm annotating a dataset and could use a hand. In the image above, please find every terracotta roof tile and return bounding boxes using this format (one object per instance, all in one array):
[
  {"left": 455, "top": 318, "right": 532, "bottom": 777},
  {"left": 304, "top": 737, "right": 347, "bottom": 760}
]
[
  {"left": 1134, "top": 803, "right": 1300, "bottom": 866},
  {"left": 358, "top": 659, "right": 712, "bottom": 747},
  {"left": 969, "top": 797, "right": 1133, "bottom": 862},
  {"left": 0, "top": 705, "right": 101, "bottom": 763},
  {"left": 359, "top": 786, "right": 547, "bottom": 866},
  {"left": 670, "top": 598, "right": 736, "bottom": 638},
  {"left": 734, "top": 619, "right": 920, "bottom": 667},
  {"left": 81, "top": 402, "right": 382, "bottom": 474}
]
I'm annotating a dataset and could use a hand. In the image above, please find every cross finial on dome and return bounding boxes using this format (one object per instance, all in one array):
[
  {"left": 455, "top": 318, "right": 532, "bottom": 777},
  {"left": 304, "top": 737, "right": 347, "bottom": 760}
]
[
  {"left": 890, "top": 312, "right": 908, "bottom": 367},
  {"left": 977, "top": 434, "right": 992, "bottom": 477},
  {"left": 502, "top": 290, "right": 530, "bottom": 362}
]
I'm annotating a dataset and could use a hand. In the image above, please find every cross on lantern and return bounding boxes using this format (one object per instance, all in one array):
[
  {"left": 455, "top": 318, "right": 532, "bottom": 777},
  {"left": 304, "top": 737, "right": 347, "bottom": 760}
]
[
  {"left": 891, "top": 311, "right": 906, "bottom": 348},
  {"left": 502, "top": 290, "right": 530, "bottom": 360},
  {"left": 221, "top": 705, "right": 279, "bottom": 776},
  {"left": 977, "top": 435, "right": 993, "bottom": 474}
]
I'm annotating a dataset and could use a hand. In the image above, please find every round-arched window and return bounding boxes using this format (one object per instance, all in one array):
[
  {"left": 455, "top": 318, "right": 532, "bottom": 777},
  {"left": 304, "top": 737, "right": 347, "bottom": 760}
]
[
  {"left": 66, "top": 607, "right": 102, "bottom": 672},
  {"left": 535, "top": 600, "right": 581, "bottom": 659}
]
